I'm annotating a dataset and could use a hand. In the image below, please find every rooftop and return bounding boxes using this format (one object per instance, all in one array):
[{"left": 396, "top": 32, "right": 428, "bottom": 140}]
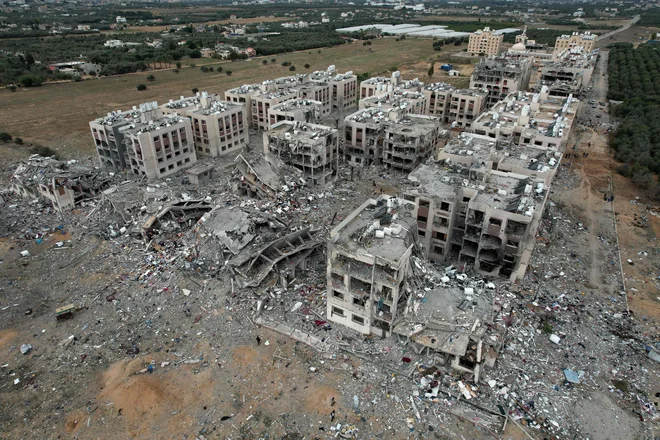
[
  {"left": 407, "top": 163, "right": 464, "bottom": 201},
  {"left": 423, "top": 82, "right": 455, "bottom": 92},
  {"left": 270, "top": 99, "right": 322, "bottom": 113},
  {"left": 472, "top": 173, "right": 545, "bottom": 215},
  {"left": 268, "top": 121, "right": 336, "bottom": 142},
  {"left": 190, "top": 100, "right": 243, "bottom": 116},
  {"left": 331, "top": 196, "right": 418, "bottom": 263},
  {"left": 226, "top": 84, "right": 261, "bottom": 95}
]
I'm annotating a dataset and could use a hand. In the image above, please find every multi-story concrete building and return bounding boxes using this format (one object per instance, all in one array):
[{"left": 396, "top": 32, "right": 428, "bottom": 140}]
[
  {"left": 90, "top": 108, "right": 141, "bottom": 170},
  {"left": 422, "top": 83, "right": 488, "bottom": 128},
  {"left": 160, "top": 92, "right": 219, "bottom": 117},
  {"left": 326, "top": 195, "right": 418, "bottom": 336},
  {"left": 406, "top": 134, "right": 553, "bottom": 281},
  {"left": 328, "top": 71, "right": 358, "bottom": 109},
  {"left": 121, "top": 101, "right": 196, "bottom": 180},
  {"left": 470, "top": 56, "right": 534, "bottom": 108},
  {"left": 538, "top": 53, "right": 596, "bottom": 97},
  {"left": 264, "top": 121, "right": 339, "bottom": 185},
  {"left": 344, "top": 107, "right": 442, "bottom": 171},
  {"left": 267, "top": 99, "right": 323, "bottom": 128},
  {"left": 467, "top": 27, "right": 504, "bottom": 56},
  {"left": 447, "top": 89, "right": 488, "bottom": 128},
  {"left": 189, "top": 100, "right": 249, "bottom": 157},
  {"left": 360, "top": 71, "right": 423, "bottom": 99},
  {"left": 296, "top": 82, "right": 331, "bottom": 116},
  {"left": 359, "top": 90, "right": 427, "bottom": 116},
  {"left": 552, "top": 31, "right": 597, "bottom": 59},
  {"left": 471, "top": 89, "right": 579, "bottom": 151},
  {"left": 224, "top": 84, "right": 261, "bottom": 128},
  {"left": 250, "top": 88, "right": 298, "bottom": 131}
]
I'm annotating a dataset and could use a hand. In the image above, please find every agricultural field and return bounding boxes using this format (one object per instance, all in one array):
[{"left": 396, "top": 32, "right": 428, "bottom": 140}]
[{"left": 0, "top": 38, "right": 464, "bottom": 158}]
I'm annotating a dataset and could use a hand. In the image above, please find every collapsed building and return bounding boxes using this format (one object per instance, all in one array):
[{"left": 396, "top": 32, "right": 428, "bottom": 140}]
[
  {"left": 344, "top": 107, "right": 443, "bottom": 172},
  {"left": 538, "top": 53, "right": 596, "bottom": 97},
  {"left": 263, "top": 121, "right": 339, "bottom": 186},
  {"left": 11, "top": 155, "right": 112, "bottom": 211},
  {"left": 392, "top": 277, "right": 501, "bottom": 382},
  {"left": 233, "top": 152, "right": 301, "bottom": 199},
  {"left": 470, "top": 56, "right": 534, "bottom": 108},
  {"left": 326, "top": 195, "right": 418, "bottom": 337}
]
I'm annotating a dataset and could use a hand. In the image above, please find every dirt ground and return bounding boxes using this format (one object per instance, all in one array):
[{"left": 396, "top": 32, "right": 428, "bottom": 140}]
[{"left": 597, "top": 26, "right": 660, "bottom": 47}]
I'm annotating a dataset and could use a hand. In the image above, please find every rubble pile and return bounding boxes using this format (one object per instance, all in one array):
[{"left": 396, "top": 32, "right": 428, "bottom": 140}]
[{"left": 0, "top": 143, "right": 658, "bottom": 439}]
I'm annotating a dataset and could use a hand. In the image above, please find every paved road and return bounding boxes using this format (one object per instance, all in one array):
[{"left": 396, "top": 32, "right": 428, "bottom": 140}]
[{"left": 597, "top": 15, "right": 640, "bottom": 41}]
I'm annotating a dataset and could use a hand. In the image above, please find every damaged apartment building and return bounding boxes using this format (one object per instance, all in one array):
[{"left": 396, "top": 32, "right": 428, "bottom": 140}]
[
  {"left": 470, "top": 88, "right": 578, "bottom": 152},
  {"left": 263, "top": 121, "right": 339, "bottom": 186},
  {"left": 422, "top": 83, "right": 488, "bottom": 129},
  {"left": 326, "top": 195, "right": 418, "bottom": 337},
  {"left": 267, "top": 99, "right": 323, "bottom": 128},
  {"left": 91, "top": 101, "right": 196, "bottom": 179},
  {"left": 161, "top": 91, "right": 249, "bottom": 157},
  {"left": 404, "top": 131, "right": 556, "bottom": 281},
  {"left": 470, "top": 55, "right": 534, "bottom": 108},
  {"left": 224, "top": 66, "right": 357, "bottom": 130},
  {"left": 344, "top": 107, "right": 443, "bottom": 172}
]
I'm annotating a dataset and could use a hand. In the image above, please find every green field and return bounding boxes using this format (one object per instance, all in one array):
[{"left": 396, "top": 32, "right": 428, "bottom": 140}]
[{"left": 0, "top": 38, "right": 469, "bottom": 158}]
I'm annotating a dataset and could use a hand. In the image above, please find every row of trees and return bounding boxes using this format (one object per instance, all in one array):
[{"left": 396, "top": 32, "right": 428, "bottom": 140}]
[{"left": 608, "top": 43, "right": 660, "bottom": 197}]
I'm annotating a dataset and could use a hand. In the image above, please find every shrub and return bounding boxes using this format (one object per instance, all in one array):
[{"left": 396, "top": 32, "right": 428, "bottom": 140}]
[
  {"left": 14, "top": 137, "right": 23, "bottom": 145},
  {"left": 146, "top": 74, "right": 156, "bottom": 81},
  {"left": 304, "top": 63, "right": 310, "bottom": 69},
  {"left": 173, "top": 69, "right": 179, "bottom": 74},
  {"left": 192, "top": 88, "right": 199, "bottom": 94},
  {"left": 289, "top": 65, "right": 296, "bottom": 71},
  {"left": 176, "top": 62, "right": 182, "bottom": 69},
  {"left": 7, "top": 84, "right": 17, "bottom": 92},
  {"left": 18, "top": 73, "right": 44, "bottom": 87},
  {"left": 200, "top": 66, "right": 209, "bottom": 72},
  {"left": 271, "top": 58, "right": 276, "bottom": 63},
  {"left": 0, "top": 132, "right": 12, "bottom": 142},
  {"left": 226, "top": 70, "right": 232, "bottom": 76},
  {"left": 216, "top": 66, "right": 223, "bottom": 73},
  {"left": 263, "top": 60, "right": 268, "bottom": 65},
  {"left": 136, "top": 84, "right": 147, "bottom": 91}
]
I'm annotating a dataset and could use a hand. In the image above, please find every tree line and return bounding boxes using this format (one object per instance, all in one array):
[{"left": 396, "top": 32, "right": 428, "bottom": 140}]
[{"left": 608, "top": 43, "right": 660, "bottom": 198}]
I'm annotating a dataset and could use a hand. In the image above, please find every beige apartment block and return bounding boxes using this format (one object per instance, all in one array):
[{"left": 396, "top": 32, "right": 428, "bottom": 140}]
[
  {"left": 263, "top": 121, "right": 339, "bottom": 185},
  {"left": 359, "top": 91, "right": 427, "bottom": 116},
  {"left": 327, "top": 71, "right": 358, "bottom": 109},
  {"left": 553, "top": 32, "right": 596, "bottom": 59},
  {"left": 90, "top": 108, "right": 141, "bottom": 170},
  {"left": 407, "top": 135, "right": 551, "bottom": 281},
  {"left": 326, "top": 195, "right": 418, "bottom": 337},
  {"left": 360, "top": 71, "right": 423, "bottom": 99},
  {"left": 250, "top": 89, "right": 298, "bottom": 131},
  {"left": 189, "top": 100, "right": 249, "bottom": 157},
  {"left": 447, "top": 89, "right": 488, "bottom": 128},
  {"left": 296, "top": 82, "right": 331, "bottom": 116},
  {"left": 267, "top": 99, "right": 323, "bottom": 128},
  {"left": 224, "top": 84, "right": 261, "bottom": 128},
  {"left": 160, "top": 91, "right": 219, "bottom": 117},
  {"left": 122, "top": 101, "right": 196, "bottom": 180},
  {"left": 344, "top": 107, "right": 442, "bottom": 171},
  {"left": 471, "top": 89, "right": 579, "bottom": 151},
  {"left": 470, "top": 55, "right": 534, "bottom": 108},
  {"left": 467, "top": 27, "right": 504, "bottom": 56}
]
